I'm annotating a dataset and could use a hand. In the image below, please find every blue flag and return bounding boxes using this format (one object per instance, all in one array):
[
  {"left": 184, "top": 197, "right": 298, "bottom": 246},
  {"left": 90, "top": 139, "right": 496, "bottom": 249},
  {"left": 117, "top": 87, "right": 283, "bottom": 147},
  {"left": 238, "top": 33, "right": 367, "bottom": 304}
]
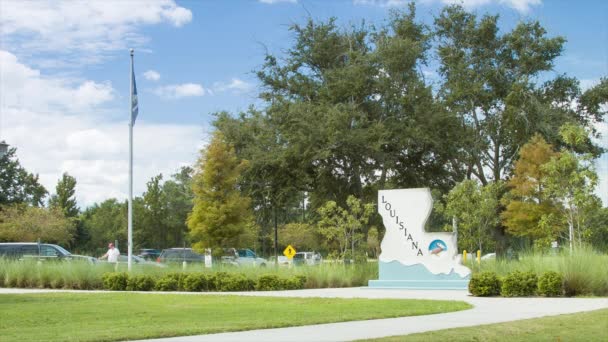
[{"left": 131, "top": 65, "right": 139, "bottom": 126}]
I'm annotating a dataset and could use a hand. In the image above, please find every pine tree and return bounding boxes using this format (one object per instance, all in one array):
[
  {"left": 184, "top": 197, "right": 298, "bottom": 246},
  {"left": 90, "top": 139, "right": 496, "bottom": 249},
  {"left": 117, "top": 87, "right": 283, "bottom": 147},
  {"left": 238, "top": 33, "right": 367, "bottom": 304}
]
[
  {"left": 187, "top": 131, "right": 255, "bottom": 250},
  {"left": 49, "top": 172, "right": 79, "bottom": 217},
  {"left": 501, "top": 135, "right": 561, "bottom": 247}
]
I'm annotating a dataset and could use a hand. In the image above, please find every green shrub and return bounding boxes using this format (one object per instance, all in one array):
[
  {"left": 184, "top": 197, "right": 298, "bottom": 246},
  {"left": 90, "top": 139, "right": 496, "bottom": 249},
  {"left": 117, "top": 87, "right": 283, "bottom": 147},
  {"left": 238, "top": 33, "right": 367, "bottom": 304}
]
[
  {"left": 468, "top": 272, "right": 501, "bottom": 296},
  {"left": 154, "top": 274, "right": 180, "bottom": 291},
  {"left": 207, "top": 272, "right": 227, "bottom": 291},
  {"left": 183, "top": 273, "right": 209, "bottom": 292},
  {"left": 102, "top": 272, "right": 128, "bottom": 291},
  {"left": 153, "top": 273, "right": 187, "bottom": 291},
  {"left": 282, "top": 275, "right": 307, "bottom": 290},
  {"left": 255, "top": 274, "right": 306, "bottom": 291},
  {"left": 256, "top": 274, "right": 283, "bottom": 291},
  {"left": 501, "top": 271, "right": 537, "bottom": 297},
  {"left": 216, "top": 273, "right": 254, "bottom": 292},
  {"left": 126, "top": 275, "right": 156, "bottom": 291},
  {"left": 537, "top": 271, "right": 563, "bottom": 297}
]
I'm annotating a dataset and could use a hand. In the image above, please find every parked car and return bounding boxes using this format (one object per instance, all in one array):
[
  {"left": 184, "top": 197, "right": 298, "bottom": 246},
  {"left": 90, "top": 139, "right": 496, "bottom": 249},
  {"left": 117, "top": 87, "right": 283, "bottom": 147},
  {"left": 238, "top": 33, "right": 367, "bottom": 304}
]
[
  {"left": 137, "top": 248, "right": 161, "bottom": 261},
  {"left": 275, "top": 255, "right": 292, "bottom": 267},
  {"left": 69, "top": 254, "right": 98, "bottom": 264},
  {"left": 236, "top": 249, "right": 267, "bottom": 267},
  {"left": 0, "top": 242, "right": 72, "bottom": 261},
  {"left": 157, "top": 248, "right": 205, "bottom": 264},
  {"left": 217, "top": 248, "right": 267, "bottom": 267},
  {"left": 293, "top": 251, "right": 322, "bottom": 266}
]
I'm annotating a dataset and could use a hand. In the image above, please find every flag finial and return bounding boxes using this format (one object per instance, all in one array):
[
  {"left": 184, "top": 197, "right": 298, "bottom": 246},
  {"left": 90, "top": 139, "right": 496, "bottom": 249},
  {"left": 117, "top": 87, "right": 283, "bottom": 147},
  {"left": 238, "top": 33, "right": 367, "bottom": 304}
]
[{"left": 130, "top": 48, "right": 134, "bottom": 56}]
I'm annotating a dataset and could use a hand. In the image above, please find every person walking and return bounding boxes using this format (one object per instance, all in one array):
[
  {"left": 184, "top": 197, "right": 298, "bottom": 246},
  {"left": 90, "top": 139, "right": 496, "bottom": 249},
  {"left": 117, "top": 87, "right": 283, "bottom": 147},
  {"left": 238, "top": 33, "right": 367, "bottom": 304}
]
[{"left": 100, "top": 242, "right": 120, "bottom": 263}]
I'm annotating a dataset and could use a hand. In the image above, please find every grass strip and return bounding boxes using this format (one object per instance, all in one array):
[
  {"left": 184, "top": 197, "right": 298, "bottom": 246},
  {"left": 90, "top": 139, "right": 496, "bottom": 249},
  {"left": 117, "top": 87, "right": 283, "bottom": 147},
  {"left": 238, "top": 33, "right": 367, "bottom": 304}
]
[
  {"left": 0, "top": 293, "right": 471, "bottom": 342},
  {"left": 368, "top": 308, "right": 608, "bottom": 341}
]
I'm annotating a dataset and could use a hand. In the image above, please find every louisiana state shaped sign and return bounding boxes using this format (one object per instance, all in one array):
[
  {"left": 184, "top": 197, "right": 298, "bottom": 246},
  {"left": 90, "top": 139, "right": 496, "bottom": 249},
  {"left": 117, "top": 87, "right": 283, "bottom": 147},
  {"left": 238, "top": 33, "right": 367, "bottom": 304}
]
[{"left": 368, "top": 188, "right": 470, "bottom": 289}]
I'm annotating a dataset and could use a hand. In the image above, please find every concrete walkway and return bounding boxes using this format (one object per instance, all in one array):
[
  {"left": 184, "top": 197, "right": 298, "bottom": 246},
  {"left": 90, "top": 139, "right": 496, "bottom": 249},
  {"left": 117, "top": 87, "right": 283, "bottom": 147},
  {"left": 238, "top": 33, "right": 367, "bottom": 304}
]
[{"left": 2, "top": 288, "right": 607, "bottom": 341}]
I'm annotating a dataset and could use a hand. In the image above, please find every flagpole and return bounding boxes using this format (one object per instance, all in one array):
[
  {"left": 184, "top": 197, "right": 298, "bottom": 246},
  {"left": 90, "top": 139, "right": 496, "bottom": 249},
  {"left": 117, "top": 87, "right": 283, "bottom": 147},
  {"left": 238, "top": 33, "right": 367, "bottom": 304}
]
[{"left": 128, "top": 48, "right": 134, "bottom": 271}]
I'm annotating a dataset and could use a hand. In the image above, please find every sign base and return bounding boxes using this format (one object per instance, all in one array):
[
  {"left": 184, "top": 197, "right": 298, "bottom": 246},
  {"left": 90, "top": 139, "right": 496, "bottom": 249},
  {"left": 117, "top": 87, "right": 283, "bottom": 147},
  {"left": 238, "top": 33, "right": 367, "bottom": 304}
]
[{"left": 368, "top": 261, "right": 470, "bottom": 290}]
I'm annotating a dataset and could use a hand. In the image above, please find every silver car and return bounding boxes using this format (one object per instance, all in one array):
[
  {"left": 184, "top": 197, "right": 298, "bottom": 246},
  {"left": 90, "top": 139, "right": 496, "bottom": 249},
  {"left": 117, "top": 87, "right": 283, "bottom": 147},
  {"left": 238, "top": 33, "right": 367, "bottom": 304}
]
[{"left": 293, "top": 251, "right": 322, "bottom": 266}]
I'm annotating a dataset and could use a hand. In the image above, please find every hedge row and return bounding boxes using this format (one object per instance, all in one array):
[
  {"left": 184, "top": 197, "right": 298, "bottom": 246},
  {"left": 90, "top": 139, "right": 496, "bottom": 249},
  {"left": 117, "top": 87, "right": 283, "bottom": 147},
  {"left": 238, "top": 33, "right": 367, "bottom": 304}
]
[
  {"left": 101, "top": 272, "right": 307, "bottom": 292},
  {"left": 469, "top": 271, "right": 564, "bottom": 297}
]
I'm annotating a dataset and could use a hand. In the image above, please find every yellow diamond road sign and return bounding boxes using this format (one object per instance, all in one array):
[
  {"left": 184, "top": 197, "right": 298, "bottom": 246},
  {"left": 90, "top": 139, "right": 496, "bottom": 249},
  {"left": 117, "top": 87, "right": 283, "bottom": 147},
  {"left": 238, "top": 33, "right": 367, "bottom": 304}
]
[{"left": 283, "top": 245, "right": 296, "bottom": 258}]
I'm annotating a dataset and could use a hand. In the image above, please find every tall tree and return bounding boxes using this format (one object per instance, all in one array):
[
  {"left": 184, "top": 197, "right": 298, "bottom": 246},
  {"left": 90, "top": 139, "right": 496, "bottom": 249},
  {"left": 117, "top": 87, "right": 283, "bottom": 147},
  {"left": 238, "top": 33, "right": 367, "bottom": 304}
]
[
  {"left": 317, "top": 195, "right": 374, "bottom": 261},
  {"left": 0, "top": 148, "right": 47, "bottom": 206},
  {"left": 80, "top": 199, "right": 127, "bottom": 255},
  {"left": 49, "top": 172, "right": 86, "bottom": 250},
  {"left": 435, "top": 5, "right": 605, "bottom": 184},
  {"left": 215, "top": 110, "right": 305, "bottom": 256},
  {"left": 137, "top": 174, "right": 168, "bottom": 249},
  {"left": 501, "top": 135, "right": 560, "bottom": 247},
  {"left": 187, "top": 131, "right": 256, "bottom": 251},
  {"left": 255, "top": 5, "right": 459, "bottom": 211},
  {"left": 443, "top": 180, "right": 501, "bottom": 253},
  {"left": 49, "top": 172, "right": 79, "bottom": 217},
  {"left": 542, "top": 125, "right": 600, "bottom": 252},
  {"left": 163, "top": 166, "right": 194, "bottom": 248}
]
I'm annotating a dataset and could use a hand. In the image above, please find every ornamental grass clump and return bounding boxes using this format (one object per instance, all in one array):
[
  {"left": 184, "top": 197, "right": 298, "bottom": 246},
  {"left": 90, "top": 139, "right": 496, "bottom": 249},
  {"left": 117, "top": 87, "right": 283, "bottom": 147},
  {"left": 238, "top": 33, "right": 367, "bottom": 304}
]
[{"left": 559, "top": 248, "right": 608, "bottom": 296}]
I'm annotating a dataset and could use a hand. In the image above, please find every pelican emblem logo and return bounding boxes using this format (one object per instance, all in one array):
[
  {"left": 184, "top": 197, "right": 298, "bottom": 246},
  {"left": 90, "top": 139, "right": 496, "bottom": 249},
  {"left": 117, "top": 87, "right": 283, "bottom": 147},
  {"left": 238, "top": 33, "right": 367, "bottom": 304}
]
[{"left": 429, "top": 239, "right": 447, "bottom": 256}]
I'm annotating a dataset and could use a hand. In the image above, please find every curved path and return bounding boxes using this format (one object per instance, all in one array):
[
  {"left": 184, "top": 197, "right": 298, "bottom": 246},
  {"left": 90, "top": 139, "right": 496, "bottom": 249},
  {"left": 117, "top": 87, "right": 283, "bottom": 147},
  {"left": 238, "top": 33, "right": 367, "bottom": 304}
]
[{"left": 2, "top": 288, "right": 607, "bottom": 341}]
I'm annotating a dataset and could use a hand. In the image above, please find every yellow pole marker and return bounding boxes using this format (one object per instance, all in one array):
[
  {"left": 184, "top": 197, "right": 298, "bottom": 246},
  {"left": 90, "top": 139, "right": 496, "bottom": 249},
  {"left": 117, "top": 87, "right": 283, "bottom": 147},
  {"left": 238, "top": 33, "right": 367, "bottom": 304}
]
[
  {"left": 463, "top": 250, "right": 467, "bottom": 263},
  {"left": 477, "top": 250, "right": 481, "bottom": 264}
]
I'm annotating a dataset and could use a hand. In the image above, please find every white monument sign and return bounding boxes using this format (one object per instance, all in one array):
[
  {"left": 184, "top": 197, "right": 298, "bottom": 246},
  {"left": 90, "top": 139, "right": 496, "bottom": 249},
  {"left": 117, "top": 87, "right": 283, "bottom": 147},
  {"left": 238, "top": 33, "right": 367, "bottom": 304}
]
[{"left": 369, "top": 188, "right": 470, "bottom": 289}]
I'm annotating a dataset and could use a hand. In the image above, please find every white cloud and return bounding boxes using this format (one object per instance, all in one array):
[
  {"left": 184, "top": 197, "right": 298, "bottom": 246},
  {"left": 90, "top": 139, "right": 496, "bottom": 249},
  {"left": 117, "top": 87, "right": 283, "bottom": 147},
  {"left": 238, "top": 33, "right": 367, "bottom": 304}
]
[
  {"left": 153, "top": 83, "right": 208, "bottom": 99},
  {"left": 259, "top": 0, "right": 297, "bottom": 4},
  {"left": 498, "top": 0, "right": 541, "bottom": 13},
  {"left": 143, "top": 70, "right": 161, "bottom": 81},
  {"left": 213, "top": 78, "right": 255, "bottom": 94},
  {"left": 0, "top": 0, "right": 193, "bottom": 64},
  {"left": 0, "top": 50, "right": 205, "bottom": 207},
  {"left": 0, "top": 50, "right": 114, "bottom": 113},
  {"left": 354, "top": 0, "right": 542, "bottom": 13},
  {"left": 353, "top": 0, "right": 408, "bottom": 6}
]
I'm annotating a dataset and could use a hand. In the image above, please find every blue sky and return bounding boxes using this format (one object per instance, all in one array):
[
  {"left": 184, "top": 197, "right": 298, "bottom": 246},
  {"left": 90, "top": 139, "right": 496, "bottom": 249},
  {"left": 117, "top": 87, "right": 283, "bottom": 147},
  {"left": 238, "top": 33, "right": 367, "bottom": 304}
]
[{"left": 0, "top": 0, "right": 606, "bottom": 206}]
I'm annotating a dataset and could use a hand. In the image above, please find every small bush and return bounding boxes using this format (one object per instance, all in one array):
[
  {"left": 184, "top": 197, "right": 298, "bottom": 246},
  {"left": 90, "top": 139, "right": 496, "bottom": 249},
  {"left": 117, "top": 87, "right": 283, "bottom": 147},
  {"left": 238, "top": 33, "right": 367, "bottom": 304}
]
[
  {"left": 154, "top": 274, "right": 180, "bottom": 291},
  {"left": 256, "top": 275, "right": 283, "bottom": 291},
  {"left": 537, "top": 271, "right": 563, "bottom": 297},
  {"left": 102, "top": 272, "right": 128, "bottom": 291},
  {"left": 126, "top": 275, "right": 156, "bottom": 291},
  {"left": 501, "top": 271, "right": 537, "bottom": 297},
  {"left": 469, "top": 272, "right": 501, "bottom": 296},
  {"left": 183, "top": 273, "right": 209, "bottom": 292},
  {"left": 255, "top": 274, "right": 306, "bottom": 291},
  {"left": 216, "top": 273, "right": 254, "bottom": 292},
  {"left": 282, "top": 275, "right": 307, "bottom": 290},
  {"left": 153, "top": 273, "right": 187, "bottom": 291}
]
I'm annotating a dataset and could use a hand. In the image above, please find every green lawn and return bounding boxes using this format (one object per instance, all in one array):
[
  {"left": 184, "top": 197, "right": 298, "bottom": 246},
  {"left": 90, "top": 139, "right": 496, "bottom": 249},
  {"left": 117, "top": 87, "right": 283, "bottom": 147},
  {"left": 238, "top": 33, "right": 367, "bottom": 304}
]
[
  {"left": 0, "top": 293, "right": 471, "bottom": 342},
  {"left": 368, "top": 308, "right": 608, "bottom": 341}
]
